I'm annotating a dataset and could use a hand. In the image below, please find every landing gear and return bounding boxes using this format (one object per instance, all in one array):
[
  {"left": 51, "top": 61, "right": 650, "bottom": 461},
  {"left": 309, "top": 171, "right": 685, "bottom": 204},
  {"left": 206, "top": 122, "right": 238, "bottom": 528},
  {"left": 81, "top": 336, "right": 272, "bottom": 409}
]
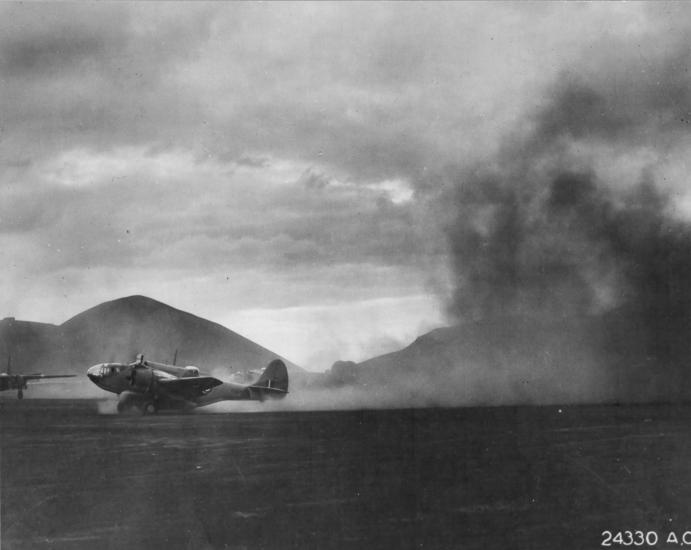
[
  {"left": 116, "top": 392, "right": 162, "bottom": 415},
  {"left": 17, "top": 389, "right": 23, "bottom": 400}
]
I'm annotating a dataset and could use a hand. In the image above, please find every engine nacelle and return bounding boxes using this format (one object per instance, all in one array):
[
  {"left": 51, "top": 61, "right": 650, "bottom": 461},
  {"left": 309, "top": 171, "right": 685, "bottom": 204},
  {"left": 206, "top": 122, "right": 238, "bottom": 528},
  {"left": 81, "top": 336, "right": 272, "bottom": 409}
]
[
  {"left": 129, "top": 367, "right": 154, "bottom": 393},
  {"left": 182, "top": 366, "right": 199, "bottom": 378}
]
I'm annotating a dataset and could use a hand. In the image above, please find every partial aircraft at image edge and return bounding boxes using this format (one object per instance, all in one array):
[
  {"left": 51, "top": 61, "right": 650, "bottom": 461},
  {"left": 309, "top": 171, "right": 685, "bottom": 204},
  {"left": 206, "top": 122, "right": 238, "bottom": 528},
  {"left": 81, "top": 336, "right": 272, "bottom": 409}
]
[
  {"left": 87, "top": 354, "right": 289, "bottom": 413},
  {"left": 0, "top": 357, "right": 76, "bottom": 399}
]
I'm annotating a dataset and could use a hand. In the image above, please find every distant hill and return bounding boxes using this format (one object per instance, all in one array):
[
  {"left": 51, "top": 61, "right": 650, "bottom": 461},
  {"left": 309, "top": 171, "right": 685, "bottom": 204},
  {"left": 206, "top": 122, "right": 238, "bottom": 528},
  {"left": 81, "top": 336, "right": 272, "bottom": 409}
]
[
  {"left": 325, "top": 309, "right": 691, "bottom": 406},
  {"left": 0, "top": 295, "right": 305, "bottom": 384}
]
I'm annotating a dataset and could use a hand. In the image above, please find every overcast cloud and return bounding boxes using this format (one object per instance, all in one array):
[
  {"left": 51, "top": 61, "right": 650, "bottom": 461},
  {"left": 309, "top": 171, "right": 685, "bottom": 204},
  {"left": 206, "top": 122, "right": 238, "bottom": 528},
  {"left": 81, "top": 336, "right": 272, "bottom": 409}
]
[{"left": 1, "top": 2, "right": 688, "bottom": 369}]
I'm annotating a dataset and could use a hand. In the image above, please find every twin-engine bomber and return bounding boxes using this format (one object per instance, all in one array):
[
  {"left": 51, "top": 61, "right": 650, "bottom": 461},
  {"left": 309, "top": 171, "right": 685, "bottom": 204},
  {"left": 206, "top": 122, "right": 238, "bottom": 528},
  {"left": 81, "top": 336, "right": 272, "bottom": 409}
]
[
  {"left": 87, "top": 354, "right": 289, "bottom": 413},
  {"left": 0, "top": 357, "right": 76, "bottom": 399}
]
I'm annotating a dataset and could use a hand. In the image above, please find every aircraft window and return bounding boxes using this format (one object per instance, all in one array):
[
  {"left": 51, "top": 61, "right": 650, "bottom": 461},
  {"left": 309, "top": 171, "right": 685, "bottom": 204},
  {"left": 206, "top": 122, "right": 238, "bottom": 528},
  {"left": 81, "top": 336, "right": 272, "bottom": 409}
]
[{"left": 99, "top": 365, "right": 118, "bottom": 376}]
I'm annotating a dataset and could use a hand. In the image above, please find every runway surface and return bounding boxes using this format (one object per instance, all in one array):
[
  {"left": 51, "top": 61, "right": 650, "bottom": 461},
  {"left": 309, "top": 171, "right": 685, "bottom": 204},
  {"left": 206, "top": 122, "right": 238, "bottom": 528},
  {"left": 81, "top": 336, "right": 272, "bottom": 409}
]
[{"left": 2, "top": 399, "right": 691, "bottom": 549}]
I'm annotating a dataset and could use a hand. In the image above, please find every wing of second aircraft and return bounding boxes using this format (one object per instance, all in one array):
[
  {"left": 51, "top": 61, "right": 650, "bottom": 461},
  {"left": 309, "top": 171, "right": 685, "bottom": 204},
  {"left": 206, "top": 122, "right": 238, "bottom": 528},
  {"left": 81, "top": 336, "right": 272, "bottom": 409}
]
[{"left": 23, "top": 374, "right": 77, "bottom": 381}]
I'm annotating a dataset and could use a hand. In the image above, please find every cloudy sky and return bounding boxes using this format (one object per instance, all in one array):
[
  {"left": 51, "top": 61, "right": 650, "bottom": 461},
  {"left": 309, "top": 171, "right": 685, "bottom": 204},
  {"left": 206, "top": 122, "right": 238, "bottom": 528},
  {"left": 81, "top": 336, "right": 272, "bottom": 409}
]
[{"left": 1, "top": 2, "right": 688, "bottom": 370}]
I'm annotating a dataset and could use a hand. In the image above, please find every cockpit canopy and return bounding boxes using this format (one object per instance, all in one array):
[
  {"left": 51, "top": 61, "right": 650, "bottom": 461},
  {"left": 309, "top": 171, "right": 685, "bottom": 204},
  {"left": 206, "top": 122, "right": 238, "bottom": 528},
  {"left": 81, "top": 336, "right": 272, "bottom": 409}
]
[{"left": 96, "top": 364, "right": 123, "bottom": 377}]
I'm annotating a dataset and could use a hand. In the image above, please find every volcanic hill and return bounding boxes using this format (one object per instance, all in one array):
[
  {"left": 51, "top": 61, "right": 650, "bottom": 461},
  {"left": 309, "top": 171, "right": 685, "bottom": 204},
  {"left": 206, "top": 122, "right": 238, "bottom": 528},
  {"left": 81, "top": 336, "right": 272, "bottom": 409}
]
[{"left": 0, "top": 295, "right": 303, "bottom": 381}]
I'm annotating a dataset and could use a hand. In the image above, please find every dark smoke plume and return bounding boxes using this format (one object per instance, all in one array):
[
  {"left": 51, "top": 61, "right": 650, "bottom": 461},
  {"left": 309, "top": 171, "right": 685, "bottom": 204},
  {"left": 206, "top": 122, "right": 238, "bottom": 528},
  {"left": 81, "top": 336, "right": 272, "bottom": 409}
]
[{"left": 445, "top": 64, "right": 691, "bottom": 403}]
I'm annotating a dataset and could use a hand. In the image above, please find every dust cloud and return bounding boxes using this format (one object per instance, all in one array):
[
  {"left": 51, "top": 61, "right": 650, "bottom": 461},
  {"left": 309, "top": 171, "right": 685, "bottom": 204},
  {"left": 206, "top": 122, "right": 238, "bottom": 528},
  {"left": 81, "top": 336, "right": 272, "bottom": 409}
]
[
  {"left": 293, "top": 25, "right": 691, "bottom": 407},
  {"left": 434, "top": 42, "right": 691, "bottom": 404}
]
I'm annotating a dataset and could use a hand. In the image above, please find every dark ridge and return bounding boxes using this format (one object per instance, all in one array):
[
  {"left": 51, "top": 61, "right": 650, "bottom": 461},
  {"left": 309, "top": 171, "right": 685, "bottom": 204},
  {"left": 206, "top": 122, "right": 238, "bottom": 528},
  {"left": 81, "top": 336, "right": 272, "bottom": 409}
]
[{"left": 341, "top": 308, "right": 689, "bottom": 406}]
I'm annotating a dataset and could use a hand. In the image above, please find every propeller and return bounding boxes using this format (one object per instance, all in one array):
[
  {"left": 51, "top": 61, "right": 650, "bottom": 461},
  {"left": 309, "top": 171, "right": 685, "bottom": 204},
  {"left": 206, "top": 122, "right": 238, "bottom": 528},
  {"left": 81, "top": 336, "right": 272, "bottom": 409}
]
[
  {"left": 126, "top": 354, "right": 159, "bottom": 405},
  {"left": 127, "top": 354, "right": 149, "bottom": 389}
]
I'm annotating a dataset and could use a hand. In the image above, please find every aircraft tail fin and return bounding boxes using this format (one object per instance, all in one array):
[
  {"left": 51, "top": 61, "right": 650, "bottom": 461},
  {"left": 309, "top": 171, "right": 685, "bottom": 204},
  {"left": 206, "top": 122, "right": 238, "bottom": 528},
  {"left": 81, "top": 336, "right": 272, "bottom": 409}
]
[{"left": 249, "top": 359, "right": 289, "bottom": 397}]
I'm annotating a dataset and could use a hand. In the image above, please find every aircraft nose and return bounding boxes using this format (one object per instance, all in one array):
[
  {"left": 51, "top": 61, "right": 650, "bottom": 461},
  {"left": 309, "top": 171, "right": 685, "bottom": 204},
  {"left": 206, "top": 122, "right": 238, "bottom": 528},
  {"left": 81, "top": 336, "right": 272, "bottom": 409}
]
[{"left": 87, "top": 364, "right": 101, "bottom": 383}]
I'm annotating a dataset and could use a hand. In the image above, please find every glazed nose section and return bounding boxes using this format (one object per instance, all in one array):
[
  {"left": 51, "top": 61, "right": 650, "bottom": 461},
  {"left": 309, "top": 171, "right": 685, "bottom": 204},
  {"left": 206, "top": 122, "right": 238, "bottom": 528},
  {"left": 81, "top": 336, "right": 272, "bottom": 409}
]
[{"left": 87, "top": 364, "right": 102, "bottom": 383}]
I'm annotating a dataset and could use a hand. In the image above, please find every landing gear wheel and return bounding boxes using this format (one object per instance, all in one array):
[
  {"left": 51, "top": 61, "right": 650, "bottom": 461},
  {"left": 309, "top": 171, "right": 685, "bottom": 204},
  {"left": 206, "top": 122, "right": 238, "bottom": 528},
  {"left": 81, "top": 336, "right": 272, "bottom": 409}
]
[
  {"left": 143, "top": 401, "right": 157, "bottom": 415},
  {"left": 17, "top": 389, "right": 23, "bottom": 400}
]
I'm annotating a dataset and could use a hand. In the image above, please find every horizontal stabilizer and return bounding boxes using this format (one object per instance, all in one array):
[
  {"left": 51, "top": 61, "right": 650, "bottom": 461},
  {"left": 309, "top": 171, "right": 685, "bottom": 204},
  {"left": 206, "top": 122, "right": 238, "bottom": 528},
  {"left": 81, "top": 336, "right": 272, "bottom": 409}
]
[{"left": 248, "top": 385, "right": 288, "bottom": 394}]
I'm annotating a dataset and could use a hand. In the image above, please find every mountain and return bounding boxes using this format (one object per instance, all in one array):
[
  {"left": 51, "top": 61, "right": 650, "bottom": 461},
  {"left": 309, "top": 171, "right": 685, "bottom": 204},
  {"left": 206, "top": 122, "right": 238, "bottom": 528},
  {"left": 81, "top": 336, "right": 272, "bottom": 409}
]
[
  {"left": 326, "top": 310, "right": 691, "bottom": 406},
  {"left": 0, "top": 295, "right": 305, "bottom": 383}
]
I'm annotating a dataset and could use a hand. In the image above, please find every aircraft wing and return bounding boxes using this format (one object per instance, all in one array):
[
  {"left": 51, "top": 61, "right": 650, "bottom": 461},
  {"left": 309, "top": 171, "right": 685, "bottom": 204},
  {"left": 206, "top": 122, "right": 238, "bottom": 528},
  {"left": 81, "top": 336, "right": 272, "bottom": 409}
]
[
  {"left": 24, "top": 374, "right": 77, "bottom": 381},
  {"left": 158, "top": 376, "right": 223, "bottom": 399}
]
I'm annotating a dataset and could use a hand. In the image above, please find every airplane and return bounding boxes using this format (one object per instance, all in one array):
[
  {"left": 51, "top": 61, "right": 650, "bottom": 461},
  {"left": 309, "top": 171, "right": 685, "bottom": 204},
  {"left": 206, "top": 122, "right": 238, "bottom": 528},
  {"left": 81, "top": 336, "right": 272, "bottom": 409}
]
[
  {"left": 87, "top": 354, "right": 288, "bottom": 414},
  {"left": 0, "top": 356, "right": 76, "bottom": 399}
]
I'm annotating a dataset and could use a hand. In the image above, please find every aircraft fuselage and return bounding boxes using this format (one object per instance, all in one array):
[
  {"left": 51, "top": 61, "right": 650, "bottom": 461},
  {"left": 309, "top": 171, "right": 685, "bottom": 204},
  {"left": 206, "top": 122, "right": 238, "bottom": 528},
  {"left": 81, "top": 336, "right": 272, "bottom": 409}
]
[{"left": 87, "top": 356, "right": 288, "bottom": 413}]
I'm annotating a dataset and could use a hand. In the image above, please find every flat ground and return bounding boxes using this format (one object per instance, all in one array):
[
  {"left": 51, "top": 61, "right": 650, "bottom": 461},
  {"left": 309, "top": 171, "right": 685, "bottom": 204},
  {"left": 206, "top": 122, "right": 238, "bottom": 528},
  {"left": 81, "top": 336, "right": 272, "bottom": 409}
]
[{"left": 1, "top": 400, "right": 691, "bottom": 549}]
